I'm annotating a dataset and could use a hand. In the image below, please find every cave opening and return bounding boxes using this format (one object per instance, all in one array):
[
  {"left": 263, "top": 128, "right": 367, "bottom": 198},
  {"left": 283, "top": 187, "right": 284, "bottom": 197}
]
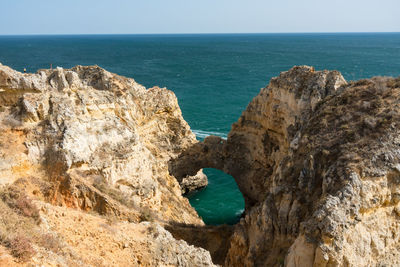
[{"left": 186, "top": 168, "right": 245, "bottom": 225}]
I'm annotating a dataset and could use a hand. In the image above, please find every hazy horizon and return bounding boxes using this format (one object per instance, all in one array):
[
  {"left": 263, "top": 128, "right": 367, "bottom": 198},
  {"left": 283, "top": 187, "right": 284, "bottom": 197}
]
[
  {"left": 0, "top": 32, "right": 399, "bottom": 37},
  {"left": 1, "top": 0, "right": 399, "bottom": 35}
]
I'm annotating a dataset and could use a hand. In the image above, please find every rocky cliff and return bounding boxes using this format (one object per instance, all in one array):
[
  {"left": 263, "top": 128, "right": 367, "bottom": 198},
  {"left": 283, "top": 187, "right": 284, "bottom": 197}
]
[
  {"left": 171, "top": 66, "right": 400, "bottom": 266},
  {"left": 0, "top": 63, "right": 213, "bottom": 266},
  {"left": 1, "top": 62, "right": 400, "bottom": 266}
]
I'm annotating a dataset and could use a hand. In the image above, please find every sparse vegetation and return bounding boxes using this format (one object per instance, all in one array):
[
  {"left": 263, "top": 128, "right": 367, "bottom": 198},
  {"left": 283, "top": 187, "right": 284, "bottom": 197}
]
[
  {"left": 372, "top": 76, "right": 390, "bottom": 93},
  {"left": 99, "top": 222, "right": 117, "bottom": 234},
  {"left": 0, "top": 193, "right": 38, "bottom": 262},
  {"left": 0, "top": 186, "right": 40, "bottom": 222},
  {"left": 93, "top": 179, "right": 136, "bottom": 209},
  {"left": 387, "top": 77, "right": 400, "bottom": 89},
  {"left": 38, "top": 233, "right": 63, "bottom": 253},
  {"left": 92, "top": 179, "right": 154, "bottom": 223},
  {"left": 15, "top": 193, "right": 41, "bottom": 220},
  {"left": 0, "top": 185, "right": 62, "bottom": 262},
  {"left": 139, "top": 208, "right": 155, "bottom": 222},
  {"left": 105, "top": 215, "right": 118, "bottom": 225},
  {"left": 9, "top": 235, "right": 36, "bottom": 262},
  {"left": 148, "top": 224, "right": 159, "bottom": 238}
]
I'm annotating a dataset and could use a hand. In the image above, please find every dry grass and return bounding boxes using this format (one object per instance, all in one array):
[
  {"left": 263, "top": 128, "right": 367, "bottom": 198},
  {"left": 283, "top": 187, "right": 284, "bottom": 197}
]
[
  {"left": 0, "top": 195, "right": 39, "bottom": 262},
  {"left": 0, "top": 186, "right": 40, "bottom": 222},
  {"left": 15, "top": 194, "right": 40, "bottom": 220},
  {"left": 8, "top": 235, "right": 36, "bottom": 261},
  {"left": 387, "top": 76, "right": 400, "bottom": 88},
  {"left": 93, "top": 180, "right": 136, "bottom": 209},
  {"left": 0, "top": 185, "right": 63, "bottom": 262},
  {"left": 92, "top": 179, "right": 155, "bottom": 223},
  {"left": 38, "top": 233, "right": 62, "bottom": 253}
]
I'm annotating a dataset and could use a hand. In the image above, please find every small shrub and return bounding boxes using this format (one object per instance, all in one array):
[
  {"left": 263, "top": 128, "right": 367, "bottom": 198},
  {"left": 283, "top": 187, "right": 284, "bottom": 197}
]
[
  {"left": 277, "top": 257, "right": 285, "bottom": 266},
  {"left": 3, "top": 116, "right": 22, "bottom": 128},
  {"left": 148, "top": 224, "right": 159, "bottom": 238},
  {"left": 387, "top": 77, "right": 400, "bottom": 89},
  {"left": 39, "top": 233, "right": 62, "bottom": 253},
  {"left": 9, "top": 235, "right": 36, "bottom": 262},
  {"left": 157, "top": 177, "right": 167, "bottom": 187},
  {"left": 0, "top": 186, "right": 40, "bottom": 222},
  {"left": 372, "top": 76, "right": 390, "bottom": 93},
  {"left": 93, "top": 181, "right": 136, "bottom": 209},
  {"left": 127, "top": 214, "right": 138, "bottom": 223},
  {"left": 139, "top": 208, "right": 154, "bottom": 222},
  {"left": 99, "top": 222, "right": 116, "bottom": 234},
  {"left": 15, "top": 194, "right": 40, "bottom": 221},
  {"left": 352, "top": 79, "right": 372, "bottom": 87},
  {"left": 0, "top": 195, "right": 40, "bottom": 263},
  {"left": 105, "top": 215, "right": 118, "bottom": 225}
]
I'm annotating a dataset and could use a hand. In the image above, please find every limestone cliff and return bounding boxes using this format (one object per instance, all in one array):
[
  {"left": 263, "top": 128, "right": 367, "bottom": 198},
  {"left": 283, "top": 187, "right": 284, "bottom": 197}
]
[
  {"left": 2, "top": 62, "right": 400, "bottom": 267},
  {"left": 0, "top": 63, "right": 214, "bottom": 266},
  {"left": 172, "top": 66, "right": 400, "bottom": 266}
]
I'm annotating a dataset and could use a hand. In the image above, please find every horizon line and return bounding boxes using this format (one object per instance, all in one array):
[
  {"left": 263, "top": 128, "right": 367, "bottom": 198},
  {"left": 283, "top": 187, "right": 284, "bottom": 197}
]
[{"left": 0, "top": 31, "right": 399, "bottom": 37}]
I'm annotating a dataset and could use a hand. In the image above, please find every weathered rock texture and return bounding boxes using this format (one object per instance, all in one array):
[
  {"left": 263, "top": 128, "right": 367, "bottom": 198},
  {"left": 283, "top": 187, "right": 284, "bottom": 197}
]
[
  {"left": 0, "top": 63, "right": 214, "bottom": 266},
  {"left": 171, "top": 66, "right": 400, "bottom": 266},
  {"left": 3, "top": 62, "right": 400, "bottom": 267},
  {"left": 0, "top": 62, "right": 207, "bottom": 221}
]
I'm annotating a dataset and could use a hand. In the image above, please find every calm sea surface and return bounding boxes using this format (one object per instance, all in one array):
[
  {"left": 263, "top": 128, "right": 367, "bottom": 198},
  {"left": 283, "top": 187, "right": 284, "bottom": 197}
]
[{"left": 1, "top": 33, "right": 399, "bottom": 224}]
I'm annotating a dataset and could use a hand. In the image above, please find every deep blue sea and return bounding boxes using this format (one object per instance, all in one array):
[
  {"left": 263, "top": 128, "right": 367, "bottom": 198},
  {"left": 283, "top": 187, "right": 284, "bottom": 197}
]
[{"left": 1, "top": 33, "right": 399, "bottom": 225}]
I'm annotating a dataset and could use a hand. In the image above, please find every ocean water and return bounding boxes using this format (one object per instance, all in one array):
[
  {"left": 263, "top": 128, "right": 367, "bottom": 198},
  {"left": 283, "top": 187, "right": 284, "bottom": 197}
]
[{"left": 0, "top": 33, "right": 399, "bottom": 225}]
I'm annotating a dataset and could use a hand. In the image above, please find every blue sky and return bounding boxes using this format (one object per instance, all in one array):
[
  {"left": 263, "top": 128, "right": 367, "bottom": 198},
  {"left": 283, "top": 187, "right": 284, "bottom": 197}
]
[{"left": 1, "top": 0, "right": 399, "bottom": 34}]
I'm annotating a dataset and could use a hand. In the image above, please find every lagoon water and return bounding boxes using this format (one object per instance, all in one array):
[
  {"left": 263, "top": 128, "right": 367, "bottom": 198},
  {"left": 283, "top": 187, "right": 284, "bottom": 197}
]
[{"left": 1, "top": 33, "right": 399, "bottom": 224}]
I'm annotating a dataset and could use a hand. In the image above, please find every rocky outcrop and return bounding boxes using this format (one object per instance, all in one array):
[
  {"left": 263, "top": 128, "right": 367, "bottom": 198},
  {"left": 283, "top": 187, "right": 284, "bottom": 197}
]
[
  {"left": 3, "top": 61, "right": 400, "bottom": 266},
  {"left": 170, "top": 66, "right": 347, "bottom": 207},
  {"left": 0, "top": 63, "right": 214, "bottom": 266},
  {"left": 0, "top": 62, "right": 207, "bottom": 222},
  {"left": 171, "top": 66, "right": 400, "bottom": 266}
]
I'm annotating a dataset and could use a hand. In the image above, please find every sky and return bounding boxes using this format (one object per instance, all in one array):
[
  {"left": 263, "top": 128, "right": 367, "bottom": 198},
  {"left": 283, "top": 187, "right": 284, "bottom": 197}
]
[{"left": 0, "top": 0, "right": 399, "bottom": 35}]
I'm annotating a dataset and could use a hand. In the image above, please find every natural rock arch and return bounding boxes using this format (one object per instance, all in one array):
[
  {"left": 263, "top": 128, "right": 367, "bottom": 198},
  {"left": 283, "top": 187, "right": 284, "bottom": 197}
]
[
  {"left": 169, "top": 66, "right": 348, "bottom": 211},
  {"left": 169, "top": 134, "right": 268, "bottom": 208}
]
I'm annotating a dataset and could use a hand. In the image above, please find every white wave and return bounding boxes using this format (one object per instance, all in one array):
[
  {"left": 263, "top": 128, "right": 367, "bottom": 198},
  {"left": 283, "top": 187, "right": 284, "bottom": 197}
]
[
  {"left": 192, "top": 129, "right": 228, "bottom": 140},
  {"left": 235, "top": 209, "right": 244, "bottom": 216}
]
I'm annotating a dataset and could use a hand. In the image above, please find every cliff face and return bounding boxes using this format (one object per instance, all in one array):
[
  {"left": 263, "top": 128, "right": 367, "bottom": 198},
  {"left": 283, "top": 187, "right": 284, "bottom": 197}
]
[
  {"left": 2, "top": 62, "right": 400, "bottom": 267},
  {"left": 0, "top": 63, "right": 214, "bottom": 266},
  {"left": 172, "top": 66, "right": 400, "bottom": 266},
  {"left": 0, "top": 63, "right": 207, "bottom": 221}
]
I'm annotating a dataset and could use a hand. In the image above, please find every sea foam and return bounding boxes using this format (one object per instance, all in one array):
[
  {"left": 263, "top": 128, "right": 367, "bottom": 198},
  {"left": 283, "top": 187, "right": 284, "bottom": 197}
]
[{"left": 192, "top": 129, "right": 228, "bottom": 140}]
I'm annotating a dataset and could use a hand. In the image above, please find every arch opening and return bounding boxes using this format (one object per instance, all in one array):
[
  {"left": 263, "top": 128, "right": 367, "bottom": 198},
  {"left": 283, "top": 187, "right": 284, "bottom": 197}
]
[{"left": 186, "top": 168, "right": 245, "bottom": 225}]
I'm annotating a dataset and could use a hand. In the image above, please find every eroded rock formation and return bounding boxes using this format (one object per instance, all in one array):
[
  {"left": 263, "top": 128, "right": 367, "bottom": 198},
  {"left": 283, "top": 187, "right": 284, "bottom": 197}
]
[
  {"left": 0, "top": 63, "right": 214, "bottom": 266},
  {"left": 171, "top": 66, "right": 400, "bottom": 266},
  {"left": 2, "top": 62, "right": 400, "bottom": 266}
]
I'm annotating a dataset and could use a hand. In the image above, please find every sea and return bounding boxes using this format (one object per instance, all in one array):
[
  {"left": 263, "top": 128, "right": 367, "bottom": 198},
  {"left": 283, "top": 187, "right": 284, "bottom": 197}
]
[{"left": 0, "top": 33, "right": 399, "bottom": 225}]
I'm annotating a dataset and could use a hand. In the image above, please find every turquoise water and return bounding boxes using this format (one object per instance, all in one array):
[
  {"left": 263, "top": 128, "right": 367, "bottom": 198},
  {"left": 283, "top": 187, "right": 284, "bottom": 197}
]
[
  {"left": 187, "top": 169, "right": 244, "bottom": 225},
  {"left": 1, "top": 33, "right": 399, "bottom": 225}
]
